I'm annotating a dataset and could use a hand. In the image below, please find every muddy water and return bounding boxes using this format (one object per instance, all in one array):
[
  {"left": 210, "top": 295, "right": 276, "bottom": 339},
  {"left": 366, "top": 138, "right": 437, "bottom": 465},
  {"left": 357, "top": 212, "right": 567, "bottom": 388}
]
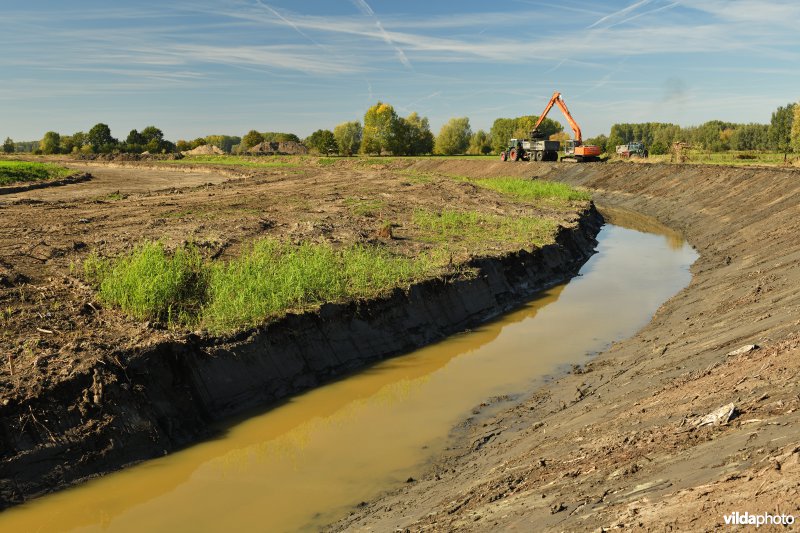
[{"left": 0, "top": 213, "right": 697, "bottom": 533}]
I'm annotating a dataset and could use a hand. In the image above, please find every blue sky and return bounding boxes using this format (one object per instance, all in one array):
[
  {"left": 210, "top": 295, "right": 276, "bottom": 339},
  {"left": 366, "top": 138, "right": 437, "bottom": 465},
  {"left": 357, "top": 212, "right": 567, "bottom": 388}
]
[{"left": 2, "top": 0, "right": 799, "bottom": 142}]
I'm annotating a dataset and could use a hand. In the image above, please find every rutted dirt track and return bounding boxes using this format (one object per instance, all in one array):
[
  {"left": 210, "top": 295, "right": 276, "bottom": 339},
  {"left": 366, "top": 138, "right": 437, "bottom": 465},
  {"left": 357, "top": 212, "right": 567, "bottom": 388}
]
[{"left": 330, "top": 161, "right": 800, "bottom": 532}]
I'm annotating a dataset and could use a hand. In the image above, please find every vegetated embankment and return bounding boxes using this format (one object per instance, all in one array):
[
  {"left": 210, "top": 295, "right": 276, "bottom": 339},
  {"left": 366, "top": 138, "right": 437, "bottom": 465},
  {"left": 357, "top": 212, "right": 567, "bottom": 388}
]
[
  {"left": 331, "top": 161, "right": 800, "bottom": 532},
  {"left": 0, "top": 162, "right": 601, "bottom": 508}
]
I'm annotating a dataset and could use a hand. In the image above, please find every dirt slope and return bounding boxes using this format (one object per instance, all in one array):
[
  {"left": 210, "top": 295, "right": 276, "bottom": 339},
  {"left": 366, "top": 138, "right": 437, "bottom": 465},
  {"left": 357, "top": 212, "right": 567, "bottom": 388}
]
[{"left": 330, "top": 161, "right": 800, "bottom": 532}]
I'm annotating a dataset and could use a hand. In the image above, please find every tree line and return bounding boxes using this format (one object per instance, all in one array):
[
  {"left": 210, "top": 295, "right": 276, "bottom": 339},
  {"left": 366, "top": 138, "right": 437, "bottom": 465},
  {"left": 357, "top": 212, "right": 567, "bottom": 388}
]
[
  {"left": 588, "top": 102, "right": 799, "bottom": 156},
  {"left": 4, "top": 101, "right": 798, "bottom": 157}
]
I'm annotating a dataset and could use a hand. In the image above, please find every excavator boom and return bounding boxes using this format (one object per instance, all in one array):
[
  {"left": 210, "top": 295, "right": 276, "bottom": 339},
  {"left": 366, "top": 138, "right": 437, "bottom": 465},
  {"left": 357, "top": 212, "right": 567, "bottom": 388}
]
[{"left": 532, "top": 91, "right": 583, "bottom": 142}]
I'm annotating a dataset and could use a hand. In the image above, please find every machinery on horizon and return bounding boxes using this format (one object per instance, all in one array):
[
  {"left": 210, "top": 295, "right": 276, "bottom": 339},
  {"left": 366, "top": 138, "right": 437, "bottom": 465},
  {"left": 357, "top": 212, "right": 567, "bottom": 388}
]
[
  {"left": 500, "top": 91, "right": 602, "bottom": 163},
  {"left": 615, "top": 142, "right": 649, "bottom": 158}
]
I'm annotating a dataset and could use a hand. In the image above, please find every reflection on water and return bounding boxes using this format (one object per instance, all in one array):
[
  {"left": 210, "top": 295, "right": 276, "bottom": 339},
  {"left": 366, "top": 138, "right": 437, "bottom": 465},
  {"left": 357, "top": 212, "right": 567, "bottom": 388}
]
[
  {"left": 598, "top": 205, "right": 686, "bottom": 250},
  {"left": 0, "top": 221, "right": 697, "bottom": 533}
]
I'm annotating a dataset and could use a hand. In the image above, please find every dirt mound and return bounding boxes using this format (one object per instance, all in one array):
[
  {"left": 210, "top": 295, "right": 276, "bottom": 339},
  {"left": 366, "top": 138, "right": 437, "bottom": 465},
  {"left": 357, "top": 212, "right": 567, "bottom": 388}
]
[
  {"left": 181, "top": 145, "right": 224, "bottom": 156},
  {"left": 248, "top": 140, "right": 308, "bottom": 155}
]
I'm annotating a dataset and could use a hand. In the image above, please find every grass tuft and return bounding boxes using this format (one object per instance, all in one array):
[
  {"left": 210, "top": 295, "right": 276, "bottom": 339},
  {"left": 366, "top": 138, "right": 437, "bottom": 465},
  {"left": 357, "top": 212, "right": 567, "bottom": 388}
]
[{"left": 84, "top": 242, "right": 208, "bottom": 326}]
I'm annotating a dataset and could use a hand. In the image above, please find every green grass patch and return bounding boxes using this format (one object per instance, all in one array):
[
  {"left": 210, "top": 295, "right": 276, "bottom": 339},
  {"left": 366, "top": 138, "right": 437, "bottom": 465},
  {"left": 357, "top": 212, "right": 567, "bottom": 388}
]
[
  {"left": 202, "top": 240, "right": 436, "bottom": 332},
  {"left": 0, "top": 161, "right": 73, "bottom": 186},
  {"left": 84, "top": 239, "right": 441, "bottom": 332},
  {"left": 412, "top": 209, "right": 557, "bottom": 249},
  {"left": 472, "top": 177, "right": 591, "bottom": 203},
  {"left": 316, "top": 157, "right": 338, "bottom": 167},
  {"left": 84, "top": 242, "right": 207, "bottom": 326}
]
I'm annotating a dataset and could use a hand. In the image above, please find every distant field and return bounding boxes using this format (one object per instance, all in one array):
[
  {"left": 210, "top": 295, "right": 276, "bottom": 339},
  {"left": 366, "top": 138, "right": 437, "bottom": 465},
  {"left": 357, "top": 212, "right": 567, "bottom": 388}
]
[{"left": 0, "top": 160, "right": 72, "bottom": 186}]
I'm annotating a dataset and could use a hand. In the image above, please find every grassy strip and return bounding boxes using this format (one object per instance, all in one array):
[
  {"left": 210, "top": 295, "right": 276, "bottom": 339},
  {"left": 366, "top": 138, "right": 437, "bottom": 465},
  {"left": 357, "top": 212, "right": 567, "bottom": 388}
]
[
  {"left": 85, "top": 240, "right": 441, "bottom": 332},
  {"left": 0, "top": 161, "right": 73, "bottom": 186},
  {"left": 203, "top": 240, "right": 438, "bottom": 332},
  {"left": 84, "top": 243, "right": 207, "bottom": 326},
  {"left": 470, "top": 177, "right": 591, "bottom": 203},
  {"left": 413, "top": 209, "right": 557, "bottom": 249}
]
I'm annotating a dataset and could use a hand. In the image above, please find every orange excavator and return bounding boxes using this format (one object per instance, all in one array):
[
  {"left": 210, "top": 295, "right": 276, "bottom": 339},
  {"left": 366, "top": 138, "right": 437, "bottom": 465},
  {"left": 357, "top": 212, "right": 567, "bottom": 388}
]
[{"left": 531, "top": 91, "right": 601, "bottom": 162}]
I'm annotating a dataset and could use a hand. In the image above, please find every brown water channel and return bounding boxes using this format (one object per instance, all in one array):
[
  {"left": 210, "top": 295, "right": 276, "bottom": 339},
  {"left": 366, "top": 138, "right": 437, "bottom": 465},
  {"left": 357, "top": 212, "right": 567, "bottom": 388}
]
[{"left": 0, "top": 210, "right": 697, "bottom": 532}]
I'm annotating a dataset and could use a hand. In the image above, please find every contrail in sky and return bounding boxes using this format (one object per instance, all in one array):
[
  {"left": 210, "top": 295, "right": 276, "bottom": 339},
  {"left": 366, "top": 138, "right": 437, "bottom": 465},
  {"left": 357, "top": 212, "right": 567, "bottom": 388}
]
[
  {"left": 255, "top": 0, "right": 326, "bottom": 49},
  {"left": 587, "top": 0, "right": 651, "bottom": 28},
  {"left": 350, "top": 0, "right": 412, "bottom": 68}
]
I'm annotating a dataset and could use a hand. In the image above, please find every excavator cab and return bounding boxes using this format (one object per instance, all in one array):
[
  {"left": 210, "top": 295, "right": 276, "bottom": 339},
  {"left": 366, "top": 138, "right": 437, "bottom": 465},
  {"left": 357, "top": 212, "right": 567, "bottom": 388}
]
[{"left": 530, "top": 129, "right": 545, "bottom": 140}]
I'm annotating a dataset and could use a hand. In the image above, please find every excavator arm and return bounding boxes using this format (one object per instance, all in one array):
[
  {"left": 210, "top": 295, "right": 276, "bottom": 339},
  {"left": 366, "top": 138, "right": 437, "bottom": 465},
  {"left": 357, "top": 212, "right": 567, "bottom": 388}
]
[{"left": 532, "top": 91, "right": 583, "bottom": 143}]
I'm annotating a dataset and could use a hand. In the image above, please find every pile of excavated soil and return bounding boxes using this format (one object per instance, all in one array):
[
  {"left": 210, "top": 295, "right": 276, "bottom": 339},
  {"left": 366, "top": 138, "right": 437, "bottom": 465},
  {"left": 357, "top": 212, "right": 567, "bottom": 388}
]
[
  {"left": 247, "top": 140, "right": 308, "bottom": 155},
  {"left": 181, "top": 144, "right": 224, "bottom": 156},
  {"left": 329, "top": 161, "right": 800, "bottom": 532}
]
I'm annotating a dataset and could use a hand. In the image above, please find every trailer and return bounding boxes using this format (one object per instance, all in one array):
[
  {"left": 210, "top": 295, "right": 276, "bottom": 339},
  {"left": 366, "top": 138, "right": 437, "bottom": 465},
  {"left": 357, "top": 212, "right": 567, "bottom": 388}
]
[{"left": 500, "top": 137, "right": 560, "bottom": 162}]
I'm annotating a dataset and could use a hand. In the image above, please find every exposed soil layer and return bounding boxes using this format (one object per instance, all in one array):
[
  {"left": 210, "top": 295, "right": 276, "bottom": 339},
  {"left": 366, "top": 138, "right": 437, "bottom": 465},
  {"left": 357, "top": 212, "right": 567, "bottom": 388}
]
[
  {"left": 0, "top": 173, "right": 91, "bottom": 196},
  {"left": 0, "top": 158, "right": 597, "bottom": 508},
  {"left": 330, "top": 161, "right": 800, "bottom": 531}
]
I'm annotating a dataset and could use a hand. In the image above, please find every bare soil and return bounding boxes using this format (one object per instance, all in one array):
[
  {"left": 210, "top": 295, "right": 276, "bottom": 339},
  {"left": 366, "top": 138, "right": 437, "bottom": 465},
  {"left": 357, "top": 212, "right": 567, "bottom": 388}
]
[{"left": 329, "top": 161, "right": 800, "bottom": 532}]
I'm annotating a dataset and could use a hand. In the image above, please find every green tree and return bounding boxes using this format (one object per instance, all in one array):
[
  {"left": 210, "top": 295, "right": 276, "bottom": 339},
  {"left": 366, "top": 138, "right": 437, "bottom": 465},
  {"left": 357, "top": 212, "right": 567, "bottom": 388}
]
[
  {"left": 40, "top": 131, "right": 61, "bottom": 154},
  {"left": 125, "top": 129, "right": 146, "bottom": 153},
  {"left": 435, "top": 117, "right": 472, "bottom": 155},
  {"left": 467, "top": 130, "right": 492, "bottom": 155},
  {"left": 333, "top": 121, "right": 362, "bottom": 156},
  {"left": 204, "top": 135, "right": 240, "bottom": 153},
  {"left": 242, "top": 130, "right": 265, "bottom": 149},
  {"left": 88, "top": 123, "right": 117, "bottom": 153},
  {"left": 263, "top": 132, "right": 300, "bottom": 143},
  {"left": 139, "top": 126, "right": 169, "bottom": 152},
  {"left": 3, "top": 137, "right": 15, "bottom": 154},
  {"left": 176, "top": 139, "right": 192, "bottom": 152},
  {"left": 305, "top": 129, "right": 338, "bottom": 154},
  {"left": 489, "top": 116, "right": 563, "bottom": 154},
  {"left": 585, "top": 134, "right": 608, "bottom": 153},
  {"left": 403, "top": 112, "right": 434, "bottom": 155},
  {"left": 791, "top": 103, "right": 800, "bottom": 154},
  {"left": 768, "top": 103, "right": 795, "bottom": 157},
  {"left": 362, "top": 102, "right": 400, "bottom": 155}
]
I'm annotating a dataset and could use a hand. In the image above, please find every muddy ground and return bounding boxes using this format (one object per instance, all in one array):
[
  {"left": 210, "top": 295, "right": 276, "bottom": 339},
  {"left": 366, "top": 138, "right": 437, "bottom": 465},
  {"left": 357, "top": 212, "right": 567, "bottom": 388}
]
[
  {"left": 329, "top": 161, "right": 800, "bottom": 531},
  {"left": 0, "top": 156, "right": 590, "bottom": 506}
]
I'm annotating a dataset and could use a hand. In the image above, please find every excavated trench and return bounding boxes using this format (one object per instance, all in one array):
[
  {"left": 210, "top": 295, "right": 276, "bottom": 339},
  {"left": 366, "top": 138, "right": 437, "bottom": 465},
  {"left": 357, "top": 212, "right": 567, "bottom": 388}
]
[
  {"left": 0, "top": 207, "right": 698, "bottom": 532},
  {"left": 0, "top": 206, "right": 601, "bottom": 510}
]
